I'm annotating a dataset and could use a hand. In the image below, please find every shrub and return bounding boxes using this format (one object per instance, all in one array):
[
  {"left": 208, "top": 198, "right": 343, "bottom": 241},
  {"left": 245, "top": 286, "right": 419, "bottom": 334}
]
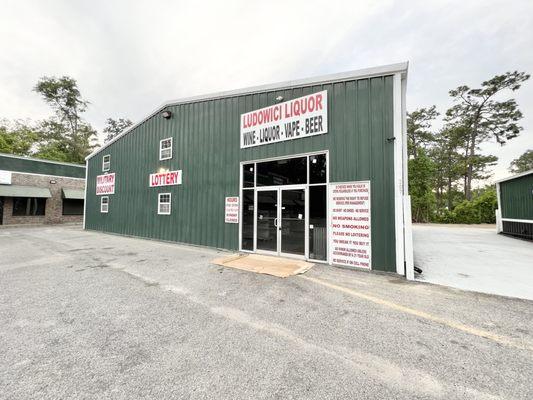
[
  {"left": 452, "top": 200, "right": 481, "bottom": 223},
  {"left": 439, "top": 189, "right": 497, "bottom": 224},
  {"left": 432, "top": 209, "right": 456, "bottom": 224},
  {"left": 472, "top": 188, "right": 497, "bottom": 223}
]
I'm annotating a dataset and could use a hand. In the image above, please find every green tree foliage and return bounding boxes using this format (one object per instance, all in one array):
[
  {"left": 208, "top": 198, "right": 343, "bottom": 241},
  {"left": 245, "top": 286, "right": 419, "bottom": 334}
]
[
  {"left": 430, "top": 125, "right": 464, "bottom": 212},
  {"left": 449, "top": 188, "right": 498, "bottom": 224},
  {"left": 449, "top": 123, "right": 498, "bottom": 202},
  {"left": 103, "top": 118, "right": 133, "bottom": 143},
  {"left": 34, "top": 76, "right": 88, "bottom": 133},
  {"left": 407, "top": 106, "right": 438, "bottom": 158},
  {"left": 407, "top": 70, "right": 529, "bottom": 224},
  {"left": 32, "top": 119, "right": 96, "bottom": 163},
  {"left": 0, "top": 120, "right": 40, "bottom": 156},
  {"left": 33, "top": 76, "right": 97, "bottom": 163},
  {"left": 445, "top": 71, "right": 530, "bottom": 200},
  {"left": 509, "top": 149, "right": 533, "bottom": 173},
  {"left": 408, "top": 149, "right": 436, "bottom": 222}
]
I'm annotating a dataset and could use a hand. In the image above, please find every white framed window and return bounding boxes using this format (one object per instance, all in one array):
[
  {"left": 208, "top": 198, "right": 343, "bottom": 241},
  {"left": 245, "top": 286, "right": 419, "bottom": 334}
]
[
  {"left": 102, "top": 154, "right": 111, "bottom": 171},
  {"left": 159, "top": 138, "right": 172, "bottom": 160},
  {"left": 159, "top": 138, "right": 173, "bottom": 160},
  {"left": 100, "top": 196, "right": 109, "bottom": 213},
  {"left": 158, "top": 193, "right": 171, "bottom": 215}
]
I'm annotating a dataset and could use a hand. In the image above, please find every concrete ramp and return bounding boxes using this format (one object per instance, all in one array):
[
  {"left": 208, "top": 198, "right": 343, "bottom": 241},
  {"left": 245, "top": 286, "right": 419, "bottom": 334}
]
[
  {"left": 414, "top": 224, "right": 533, "bottom": 300},
  {"left": 211, "top": 253, "right": 314, "bottom": 278}
]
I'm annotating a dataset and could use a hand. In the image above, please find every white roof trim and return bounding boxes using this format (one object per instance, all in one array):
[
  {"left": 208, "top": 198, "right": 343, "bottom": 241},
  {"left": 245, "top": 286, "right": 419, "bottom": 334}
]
[
  {"left": 0, "top": 152, "right": 86, "bottom": 168},
  {"left": 495, "top": 169, "right": 533, "bottom": 183},
  {"left": 87, "top": 62, "right": 409, "bottom": 160}
]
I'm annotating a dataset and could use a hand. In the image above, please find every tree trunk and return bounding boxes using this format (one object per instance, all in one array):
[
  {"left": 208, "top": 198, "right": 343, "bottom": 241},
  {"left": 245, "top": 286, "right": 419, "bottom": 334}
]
[
  {"left": 447, "top": 177, "right": 453, "bottom": 210},
  {"left": 465, "top": 130, "right": 477, "bottom": 201},
  {"left": 465, "top": 169, "right": 472, "bottom": 200},
  {"left": 411, "top": 136, "right": 417, "bottom": 159}
]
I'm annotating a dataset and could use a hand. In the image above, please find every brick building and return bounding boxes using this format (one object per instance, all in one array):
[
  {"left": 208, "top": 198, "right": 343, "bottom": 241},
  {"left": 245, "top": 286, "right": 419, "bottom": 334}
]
[{"left": 0, "top": 153, "right": 85, "bottom": 226}]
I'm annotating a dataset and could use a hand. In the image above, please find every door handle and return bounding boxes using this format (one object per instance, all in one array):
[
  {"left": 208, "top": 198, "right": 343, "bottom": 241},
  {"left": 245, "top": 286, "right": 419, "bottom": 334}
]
[{"left": 274, "top": 218, "right": 278, "bottom": 227}]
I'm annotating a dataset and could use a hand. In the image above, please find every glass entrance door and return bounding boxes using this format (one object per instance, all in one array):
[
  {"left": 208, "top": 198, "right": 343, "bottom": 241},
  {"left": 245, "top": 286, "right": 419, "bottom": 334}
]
[
  {"left": 280, "top": 189, "right": 306, "bottom": 256},
  {"left": 241, "top": 152, "right": 328, "bottom": 261},
  {"left": 256, "top": 190, "right": 278, "bottom": 253},
  {"left": 255, "top": 187, "right": 306, "bottom": 258}
]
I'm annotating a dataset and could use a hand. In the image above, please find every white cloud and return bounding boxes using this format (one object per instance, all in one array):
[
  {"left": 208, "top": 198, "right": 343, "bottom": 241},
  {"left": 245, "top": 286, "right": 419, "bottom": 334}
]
[{"left": 0, "top": 0, "right": 531, "bottom": 181}]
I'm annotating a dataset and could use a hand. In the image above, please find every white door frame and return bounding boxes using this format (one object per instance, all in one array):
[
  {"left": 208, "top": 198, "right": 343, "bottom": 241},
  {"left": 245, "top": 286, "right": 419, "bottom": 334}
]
[
  {"left": 255, "top": 185, "right": 307, "bottom": 260},
  {"left": 238, "top": 150, "right": 329, "bottom": 263},
  {"left": 255, "top": 187, "right": 279, "bottom": 256},
  {"left": 279, "top": 185, "right": 307, "bottom": 260}
]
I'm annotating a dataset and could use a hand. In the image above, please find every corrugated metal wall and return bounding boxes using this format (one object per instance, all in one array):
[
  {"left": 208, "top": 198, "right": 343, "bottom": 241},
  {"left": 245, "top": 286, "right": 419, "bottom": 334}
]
[
  {"left": 500, "top": 173, "right": 533, "bottom": 220},
  {"left": 86, "top": 76, "right": 397, "bottom": 272}
]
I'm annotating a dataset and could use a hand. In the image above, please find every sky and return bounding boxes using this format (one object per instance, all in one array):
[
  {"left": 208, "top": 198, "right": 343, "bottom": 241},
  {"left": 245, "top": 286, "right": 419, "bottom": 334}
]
[{"left": 0, "top": 0, "right": 532, "bottom": 182}]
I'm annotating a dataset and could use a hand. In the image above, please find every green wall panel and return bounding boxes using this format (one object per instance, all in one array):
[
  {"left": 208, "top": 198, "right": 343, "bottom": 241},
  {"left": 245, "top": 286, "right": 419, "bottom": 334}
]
[
  {"left": 500, "top": 174, "right": 533, "bottom": 220},
  {"left": 0, "top": 154, "right": 85, "bottom": 178},
  {"left": 86, "top": 76, "right": 397, "bottom": 272}
]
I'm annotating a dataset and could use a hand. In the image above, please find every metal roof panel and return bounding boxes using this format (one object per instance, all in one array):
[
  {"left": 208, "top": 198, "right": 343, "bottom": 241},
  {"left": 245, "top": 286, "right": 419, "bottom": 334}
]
[{"left": 0, "top": 184, "right": 52, "bottom": 198}]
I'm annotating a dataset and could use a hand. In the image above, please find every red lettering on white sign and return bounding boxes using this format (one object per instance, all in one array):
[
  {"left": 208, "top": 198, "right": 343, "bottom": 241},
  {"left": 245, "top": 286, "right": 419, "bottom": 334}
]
[
  {"left": 149, "top": 170, "right": 182, "bottom": 187},
  {"left": 96, "top": 173, "right": 115, "bottom": 195},
  {"left": 328, "top": 181, "right": 371, "bottom": 269},
  {"left": 225, "top": 196, "right": 239, "bottom": 224},
  {"left": 240, "top": 90, "right": 328, "bottom": 148}
]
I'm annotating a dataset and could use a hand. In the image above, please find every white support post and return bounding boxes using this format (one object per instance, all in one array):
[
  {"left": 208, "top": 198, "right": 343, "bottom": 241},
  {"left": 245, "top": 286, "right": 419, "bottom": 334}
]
[
  {"left": 404, "top": 195, "right": 414, "bottom": 280},
  {"left": 495, "top": 182, "right": 502, "bottom": 233},
  {"left": 82, "top": 160, "right": 88, "bottom": 230},
  {"left": 393, "top": 73, "right": 405, "bottom": 276},
  {"left": 401, "top": 73, "right": 413, "bottom": 279}
]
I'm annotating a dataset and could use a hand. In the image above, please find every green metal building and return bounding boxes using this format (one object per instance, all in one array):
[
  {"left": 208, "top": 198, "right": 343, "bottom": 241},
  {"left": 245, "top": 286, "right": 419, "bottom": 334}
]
[
  {"left": 85, "top": 62, "right": 413, "bottom": 276},
  {"left": 496, "top": 169, "right": 533, "bottom": 240}
]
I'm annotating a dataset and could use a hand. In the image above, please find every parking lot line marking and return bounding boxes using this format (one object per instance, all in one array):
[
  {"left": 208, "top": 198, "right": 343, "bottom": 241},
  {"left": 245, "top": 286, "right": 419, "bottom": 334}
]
[{"left": 301, "top": 275, "right": 533, "bottom": 352}]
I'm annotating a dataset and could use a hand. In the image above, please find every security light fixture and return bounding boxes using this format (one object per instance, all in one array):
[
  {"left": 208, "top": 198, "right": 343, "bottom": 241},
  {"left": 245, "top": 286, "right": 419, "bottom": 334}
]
[
  {"left": 275, "top": 96, "right": 284, "bottom": 102},
  {"left": 161, "top": 110, "right": 172, "bottom": 119}
]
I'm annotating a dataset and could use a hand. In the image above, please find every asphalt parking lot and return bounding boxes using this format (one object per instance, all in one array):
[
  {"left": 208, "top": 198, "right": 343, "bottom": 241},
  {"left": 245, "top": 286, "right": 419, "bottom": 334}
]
[
  {"left": 414, "top": 224, "right": 533, "bottom": 300},
  {"left": 1, "top": 225, "right": 532, "bottom": 399}
]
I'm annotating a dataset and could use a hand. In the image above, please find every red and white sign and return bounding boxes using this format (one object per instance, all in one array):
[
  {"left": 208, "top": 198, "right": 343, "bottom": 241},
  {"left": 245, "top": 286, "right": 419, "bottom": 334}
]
[
  {"left": 240, "top": 90, "right": 328, "bottom": 148},
  {"left": 224, "top": 196, "right": 239, "bottom": 224},
  {"left": 149, "top": 170, "right": 182, "bottom": 187},
  {"left": 96, "top": 173, "right": 115, "bottom": 195},
  {"left": 328, "top": 181, "right": 371, "bottom": 269}
]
